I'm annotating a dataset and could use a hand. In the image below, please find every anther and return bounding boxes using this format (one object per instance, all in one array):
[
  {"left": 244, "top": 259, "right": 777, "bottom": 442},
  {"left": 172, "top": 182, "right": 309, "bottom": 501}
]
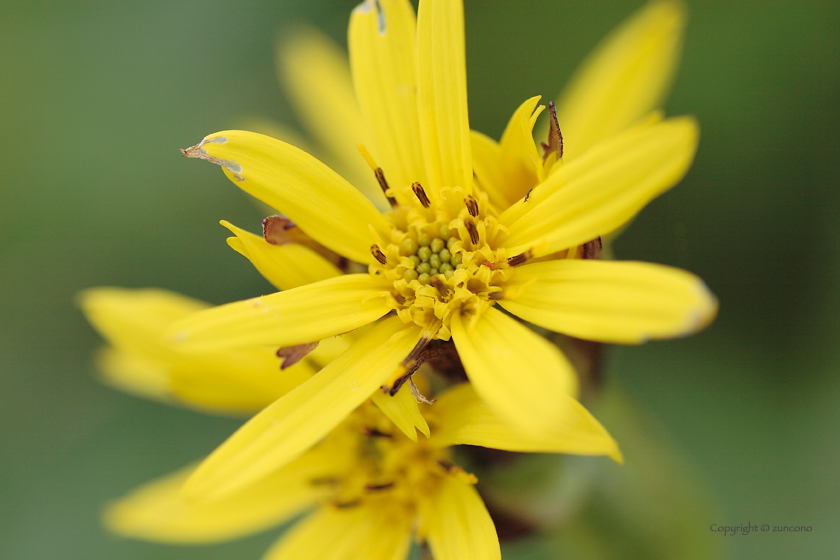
[
  {"left": 465, "top": 218, "right": 480, "bottom": 245},
  {"left": 507, "top": 249, "right": 533, "bottom": 267},
  {"left": 357, "top": 144, "right": 397, "bottom": 206},
  {"left": 331, "top": 499, "right": 362, "bottom": 509},
  {"left": 364, "top": 482, "right": 395, "bottom": 492},
  {"left": 412, "top": 182, "right": 431, "bottom": 208},
  {"left": 370, "top": 244, "right": 387, "bottom": 264},
  {"left": 488, "top": 290, "right": 505, "bottom": 300},
  {"left": 464, "top": 195, "right": 479, "bottom": 217},
  {"left": 430, "top": 275, "right": 449, "bottom": 298},
  {"left": 361, "top": 426, "right": 393, "bottom": 438},
  {"left": 523, "top": 188, "right": 533, "bottom": 203}
]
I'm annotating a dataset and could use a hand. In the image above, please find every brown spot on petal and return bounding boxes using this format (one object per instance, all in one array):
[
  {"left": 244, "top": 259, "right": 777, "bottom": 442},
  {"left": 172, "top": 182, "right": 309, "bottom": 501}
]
[
  {"left": 276, "top": 341, "right": 319, "bottom": 369},
  {"left": 540, "top": 101, "right": 564, "bottom": 162},
  {"left": 263, "top": 215, "right": 305, "bottom": 246}
]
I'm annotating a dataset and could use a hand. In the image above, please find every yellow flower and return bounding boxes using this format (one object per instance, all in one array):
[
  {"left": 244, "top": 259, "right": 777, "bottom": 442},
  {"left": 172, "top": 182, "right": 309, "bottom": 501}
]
[
  {"left": 105, "top": 383, "right": 618, "bottom": 560},
  {"left": 81, "top": 290, "right": 618, "bottom": 560},
  {"left": 173, "top": 0, "right": 715, "bottom": 500}
]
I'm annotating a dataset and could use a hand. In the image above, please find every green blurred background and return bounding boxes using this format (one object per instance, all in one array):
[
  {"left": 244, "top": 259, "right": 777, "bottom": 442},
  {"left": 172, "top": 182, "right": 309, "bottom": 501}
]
[{"left": 1, "top": 1, "right": 837, "bottom": 558}]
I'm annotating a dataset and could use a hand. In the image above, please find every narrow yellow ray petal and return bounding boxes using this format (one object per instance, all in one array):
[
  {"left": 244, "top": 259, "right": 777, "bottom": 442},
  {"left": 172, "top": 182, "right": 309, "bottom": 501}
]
[
  {"left": 170, "top": 274, "right": 390, "bottom": 353},
  {"left": 501, "top": 117, "right": 699, "bottom": 257},
  {"left": 263, "top": 504, "right": 412, "bottom": 560},
  {"left": 450, "top": 307, "right": 578, "bottom": 436},
  {"left": 370, "top": 381, "right": 430, "bottom": 441},
  {"left": 430, "top": 384, "right": 622, "bottom": 461},
  {"left": 79, "top": 287, "right": 207, "bottom": 360},
  {"left": 95, "top": 347, "right": 173, "bottom": 404},
  {"left": 418, "top": 476, "right": 500, "bottom": 560},
  {"left": 276, "top": 27, "right": 386, "bottom": 208},
  {"left": 470, "top": 130, "right": 509, "bottom": 209},
  {"left": 183, "top": 130, "right": 389, "bottom": 264},
  {"left": 500, "top": 260, "right": 717, "bottom": 344},
  {"left": 81, "top": 287, "right": 312, "bottom": 414},
  {"left": 167, "top": 354, "right": 315, "bottom": 416},
  {"left": 545, "top": 0, "right": 686, "bottom": 160},
  {"left": 104, "top": 447, "right": 337, "bottom": 544},
  {"left": 495, "top": 96, "right": 543, "bottom": 204},
  {"left": 182, "top": 317, "right": 422, "bottom": 501},
  {"left": 470, "top": 96, "right": 544, "bottom": 209},
  {"left": 416, "top": 0, "right": 472, "bottom": 199},
  {"left": 349, "top": 0, "right": 426, "bottom": 194},
  {"left": 222, "top": 221, "right": 341, "bottom": 291}
]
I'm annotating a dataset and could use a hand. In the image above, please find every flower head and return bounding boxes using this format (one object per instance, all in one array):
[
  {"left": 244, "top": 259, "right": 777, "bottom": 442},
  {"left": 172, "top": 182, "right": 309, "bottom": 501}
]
[
  {"left": 105, "top": 382, "right": 618, "bottom": 560},
  {"left": 172, "top": 0, "right": 715, "bottom": 500}
]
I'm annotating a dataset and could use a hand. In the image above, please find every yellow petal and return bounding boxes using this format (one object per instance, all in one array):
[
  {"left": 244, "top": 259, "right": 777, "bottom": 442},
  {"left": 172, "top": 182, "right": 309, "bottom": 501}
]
[
  {"left": 370, "top": 381, "right": 430, "bottom": 441},
  {"left": 167, "top": 353, "right": 315, "bottom": 416},
  {"left": 182, "top": 317, "right": 422, "bottom": 501},
  {"left": 496, "top": 96, "right": 543, "bottom": 203},
  {"left": 546, "top": 0, "right": 686, "bottom": 160},
  {"left": 416, "top": 0, "right": 472, "bottom": 199},
  {"left": 276, "top": 27, "right": 387, "bottom": 208},
  {"left": 418, "top": 476, "right": 500, "bottom": 560},
  {"left": 104, "top": 447, "right": 336, "bottom": 544},
  {"left": 170, "top": 274, "right": 390, "bottom": 353},
  {"left": 450, "top": 307, "right": 579, "bottom": 436},
  {"left": 430, "top": 384, "right": 621, "bottom": 461},
  {"left": 501, "top": 117, "right": 699, "bottom": 257},
  {"left": 222, "top": 220, "right": 341, "bottom": 291},
  {"left": 471, "top": 96, "right": 545, "bottom": 209},
  {"left": 470, "top": 130, "right": 509, "bottom": 209},
  {"left": 184, "top": 130, "right": 389, "bottom": 264},
  {"left": 349, "top": 0, "right": 426, "bottom": 196},
  {"left": 80, "top": 287, "right": 315, "bottom": 415},
  {"left": 263, "top": 504, "right": 412, "bottom": 560},
  {"left": 79, "top": 287, "right": 207, "bottom": 359},
  {"left": 95, "top": 347, "right": 173, "bottom": 404},
  {"left": 500, "top": 259, "right": 717, "bottom": 344}
]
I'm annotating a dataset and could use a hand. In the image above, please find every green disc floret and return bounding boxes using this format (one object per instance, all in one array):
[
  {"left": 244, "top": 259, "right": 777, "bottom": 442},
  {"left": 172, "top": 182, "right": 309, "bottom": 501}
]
[{"left": 401, "top": 238, "right": 418, "bottom": 256}]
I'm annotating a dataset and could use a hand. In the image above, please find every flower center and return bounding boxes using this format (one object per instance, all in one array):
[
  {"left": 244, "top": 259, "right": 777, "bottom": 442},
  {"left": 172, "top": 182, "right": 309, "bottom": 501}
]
[
  {"left": 369, "top": 182, "right": 524, "bottom": 341},
  {"left": 312, "top": 404, "right": 471, "bottom": 513}
]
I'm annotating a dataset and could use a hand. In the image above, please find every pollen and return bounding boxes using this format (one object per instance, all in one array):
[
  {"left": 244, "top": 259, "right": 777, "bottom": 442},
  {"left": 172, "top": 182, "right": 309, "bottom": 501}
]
[{"left": 369, "top": 180, "right": 521, "bottom": 340}]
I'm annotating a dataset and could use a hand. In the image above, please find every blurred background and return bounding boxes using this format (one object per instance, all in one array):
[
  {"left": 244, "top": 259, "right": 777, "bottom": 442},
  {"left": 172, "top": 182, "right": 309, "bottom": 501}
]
[{"left": 1, "top": 0, "right": 837, "bottom": 558}]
